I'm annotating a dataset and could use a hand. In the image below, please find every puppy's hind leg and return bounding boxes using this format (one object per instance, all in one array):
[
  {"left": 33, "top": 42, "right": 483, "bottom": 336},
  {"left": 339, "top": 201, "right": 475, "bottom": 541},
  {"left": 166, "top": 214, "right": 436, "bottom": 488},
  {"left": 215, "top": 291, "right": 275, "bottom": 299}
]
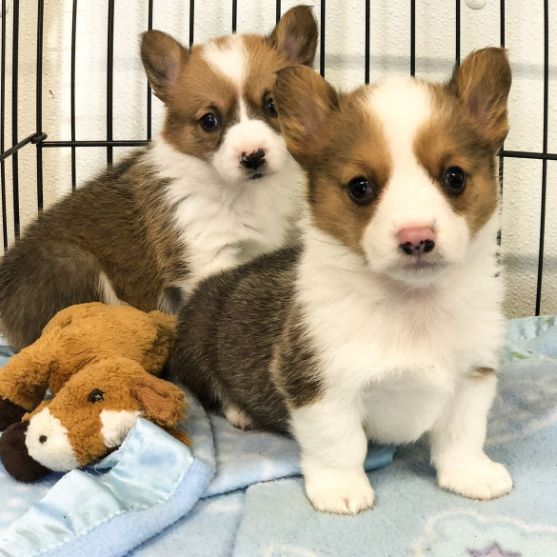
[
  {"left": 0, "top": 241, "right": 109, "bottom": 350},
  {"left": 223, "top": 403, "right": 254, "bottom": 431}
]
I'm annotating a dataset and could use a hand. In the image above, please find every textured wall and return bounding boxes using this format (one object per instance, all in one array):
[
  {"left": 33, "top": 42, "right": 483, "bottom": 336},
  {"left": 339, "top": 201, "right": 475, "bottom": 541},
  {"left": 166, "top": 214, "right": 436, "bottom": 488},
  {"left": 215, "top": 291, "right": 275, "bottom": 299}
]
[{"left": 1, "top": 0, "right": 556, "bottom": 317}]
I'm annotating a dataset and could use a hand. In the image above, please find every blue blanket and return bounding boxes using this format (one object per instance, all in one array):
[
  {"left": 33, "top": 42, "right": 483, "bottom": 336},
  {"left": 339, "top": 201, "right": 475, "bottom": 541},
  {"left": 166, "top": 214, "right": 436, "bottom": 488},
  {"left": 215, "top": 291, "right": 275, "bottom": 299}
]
[{"left": 1, "top": 316, "right": 556, "bottom": 556}]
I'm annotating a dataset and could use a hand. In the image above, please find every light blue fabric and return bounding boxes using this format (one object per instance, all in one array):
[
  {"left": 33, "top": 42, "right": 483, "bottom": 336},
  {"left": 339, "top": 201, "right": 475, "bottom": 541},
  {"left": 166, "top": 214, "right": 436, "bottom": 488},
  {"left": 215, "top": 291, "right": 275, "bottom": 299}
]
[
  {"left": 0, "top": 419, "right": 212, "bottom": 557},
  {"left": 2, "top": 315, "right": 555, "bottom": 556}
]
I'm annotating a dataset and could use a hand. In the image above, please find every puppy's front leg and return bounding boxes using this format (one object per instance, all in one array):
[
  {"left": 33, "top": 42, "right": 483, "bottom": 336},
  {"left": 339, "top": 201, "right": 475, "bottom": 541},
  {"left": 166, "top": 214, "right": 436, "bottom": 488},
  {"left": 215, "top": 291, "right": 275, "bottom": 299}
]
[
  {"left": 430, "top": 370, "right": 512, "bottom": 500},
  {"left": 291, "top": 397, "right": 374, "bottom": 515}
]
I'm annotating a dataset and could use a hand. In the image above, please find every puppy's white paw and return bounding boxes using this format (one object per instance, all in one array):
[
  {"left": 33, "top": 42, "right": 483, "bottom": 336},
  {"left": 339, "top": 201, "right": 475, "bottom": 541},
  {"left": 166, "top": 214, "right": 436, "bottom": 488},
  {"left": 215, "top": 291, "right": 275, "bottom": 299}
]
[
  {"left": 304, "top": 468, "right": 374, "bottom": 515},
  {"left": 224, "top": 404, "right": 253, "bottom": 431},
  {"left": 437, "top": 456, "right": 512, "bottom": 500}
]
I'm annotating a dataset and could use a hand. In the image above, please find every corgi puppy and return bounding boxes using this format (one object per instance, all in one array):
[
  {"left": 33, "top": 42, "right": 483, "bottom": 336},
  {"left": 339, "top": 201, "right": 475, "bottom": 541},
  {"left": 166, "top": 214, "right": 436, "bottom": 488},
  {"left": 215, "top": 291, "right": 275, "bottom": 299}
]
[
  {"left": 0, "top": 6, "right": 318, "bottom": 350},
  {"left": 170, "top": 48, "right": 513, "bottom": 514}
]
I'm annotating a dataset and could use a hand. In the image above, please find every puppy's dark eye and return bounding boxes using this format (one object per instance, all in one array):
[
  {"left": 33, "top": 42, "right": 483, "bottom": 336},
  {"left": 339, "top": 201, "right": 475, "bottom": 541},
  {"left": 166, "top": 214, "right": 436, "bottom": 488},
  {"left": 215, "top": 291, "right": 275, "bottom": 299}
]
[
  {"left": 347, "top": 176, "right": 376, "bottom": 205},
  {"left": 87, "top": 389, "right": 104, "bottom": 403},
  {"left": 443, "top": 166, "right": 466, "bottom": 196},
  {"left": 199, "top": 113, "right": 220, "bottom": 132},
  {"left": 264, "top": 97, "right": 278, "bottom": 117}
]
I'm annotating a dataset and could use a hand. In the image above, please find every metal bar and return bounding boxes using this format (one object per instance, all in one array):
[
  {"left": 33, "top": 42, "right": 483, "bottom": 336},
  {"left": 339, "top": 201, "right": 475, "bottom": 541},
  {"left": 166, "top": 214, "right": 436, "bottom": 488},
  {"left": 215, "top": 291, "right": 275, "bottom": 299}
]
[
  {"left": 41, "top": 139, "right": 148, "bottom": 148},
  {"left": 11, "top": 0, "right": 19, "bottom": 238},
  {"left": 500, "top": 0, "right": 505, "bottom": 47},
  {"left": 146, "top": 0, "right": 153, "bottom": 141},
  {"left": 232, "top": 0, "right": 237, "bottom": 33},
  {"left": 275, "top": 0, "right": 281, "bottom": 24},
  {"left": 189, "top": 0, "right": 194, "bottom": 46},
  {"left": 535, "top": 0, "right": 549, "bottom": 316},
  {"left": 36, "top": 0, "right": 44, "bottom": 212},
  {"left": 410, "top": 0, "right": 416, "bottom": 76},
  {"left": 106, "top": 0, "right": 114, "bottom": 165},
  {"left": 364, "top": 0, "right": 370, "bottom": 84},
  {"left": 0, "top": 133, "right": 47, "bottom": 162},
  {"left": 1, "top": 0, "right": 7, "bottom": 249},
  {"left": 30, "top": 143, "right": 557, "bottom": 159},
  {"left": 71, "top": 0, "right": 77, "bottom": 190},
  {"left": 498, "top": 0, "right": 505, "bottom": 207},
  {"left": 455, "top": 0, "right": 460, "bottom": 66},
  {"left": 320, "top": 0, "right": 325, "bottom": 76},
  {"left": 501, "top": 150, "right": 557, "bottom": 161}
]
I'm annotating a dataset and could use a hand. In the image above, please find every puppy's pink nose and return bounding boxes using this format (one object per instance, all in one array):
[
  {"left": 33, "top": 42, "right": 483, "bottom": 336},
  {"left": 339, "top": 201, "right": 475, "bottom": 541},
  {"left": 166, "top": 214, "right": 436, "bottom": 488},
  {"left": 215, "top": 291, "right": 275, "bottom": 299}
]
[{"left": 397, "top": 226, "right": 436, "bottom": 255}]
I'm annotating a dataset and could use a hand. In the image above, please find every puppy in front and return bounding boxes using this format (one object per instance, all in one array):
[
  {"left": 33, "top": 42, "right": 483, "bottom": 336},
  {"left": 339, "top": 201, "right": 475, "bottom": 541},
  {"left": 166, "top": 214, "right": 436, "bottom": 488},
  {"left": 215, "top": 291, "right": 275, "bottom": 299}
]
[
  {"left": 0, "top": 6, "right": 317, "bottom": 350},
  {"left": 170, "top": 48, "right": 513, "bottom": 514}
]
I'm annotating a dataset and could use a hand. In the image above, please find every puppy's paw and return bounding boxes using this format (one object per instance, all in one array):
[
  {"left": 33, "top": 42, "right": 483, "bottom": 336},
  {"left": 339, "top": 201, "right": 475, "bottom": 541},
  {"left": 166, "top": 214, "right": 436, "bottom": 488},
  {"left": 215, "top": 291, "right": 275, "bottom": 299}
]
[
  {"left": 304, "top": 468, "right": 374, "bottom": 515},
  {"left": 224, "top": 404, "right": 253, "bottom": 431},
  {"left": 437, "top": 456, "right": 512, "bottom": 500}
]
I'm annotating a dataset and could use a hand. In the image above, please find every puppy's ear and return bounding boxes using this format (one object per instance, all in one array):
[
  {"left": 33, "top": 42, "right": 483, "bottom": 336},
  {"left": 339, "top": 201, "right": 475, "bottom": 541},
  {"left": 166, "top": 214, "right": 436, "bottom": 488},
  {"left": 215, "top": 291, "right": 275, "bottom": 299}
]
[
  {"left": 273, "top": 65, "right": 339, "bottom": 167},
  {"left": 268, "top": 5, "right": 318, "bottom": 66},
  {"left": 141, "top": 30, "right": 189, "bottom": 103},
  {"left": 130, "top": 375, "right": 186, "bottom": 427},
  {"left": 447, "top": 47, "right": 511, "bottom": 148}
]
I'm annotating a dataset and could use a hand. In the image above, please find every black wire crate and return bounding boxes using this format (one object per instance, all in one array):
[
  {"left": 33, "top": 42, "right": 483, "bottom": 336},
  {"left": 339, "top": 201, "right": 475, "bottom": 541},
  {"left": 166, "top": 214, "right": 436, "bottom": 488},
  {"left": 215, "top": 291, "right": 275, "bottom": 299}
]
[{"left": 0, "top": 0, "right": 555, "bottom": 316}]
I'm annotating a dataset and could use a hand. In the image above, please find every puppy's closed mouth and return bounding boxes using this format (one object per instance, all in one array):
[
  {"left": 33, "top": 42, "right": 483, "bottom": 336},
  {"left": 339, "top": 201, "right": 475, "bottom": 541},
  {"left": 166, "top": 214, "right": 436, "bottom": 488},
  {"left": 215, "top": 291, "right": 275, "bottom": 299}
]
[
  {"left": 249, "top": 172, "right": 265, "bottom": 180},
  {"left": 402, "top": 258, "right": 444, "bottom": 272}
]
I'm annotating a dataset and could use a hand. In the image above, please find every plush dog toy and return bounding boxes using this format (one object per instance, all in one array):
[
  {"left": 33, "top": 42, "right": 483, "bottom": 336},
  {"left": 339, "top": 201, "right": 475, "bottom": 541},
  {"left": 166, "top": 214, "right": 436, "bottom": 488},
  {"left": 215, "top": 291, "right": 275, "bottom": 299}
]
[{"left": 0, "top": 303, "right": 188, "bottom": 482}]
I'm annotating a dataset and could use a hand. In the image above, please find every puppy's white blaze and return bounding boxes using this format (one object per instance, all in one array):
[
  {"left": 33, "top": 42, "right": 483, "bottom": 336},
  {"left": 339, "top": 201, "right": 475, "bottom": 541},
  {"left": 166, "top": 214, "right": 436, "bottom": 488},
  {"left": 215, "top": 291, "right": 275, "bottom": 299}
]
[
  {"left": 362, "top": 78, "right": 471, "bottom": 278},
  {"left": 100, "top": 409, "right": 141, "bottom": 448},
  {"left": 201, "top": 35, "right": 247, "bottom": 93},
  {"left": 366, "top": 77, "right": 432, "bottom": 158},
  {"left": 26, "top": 408, "right": 80, "bottom": 472}
]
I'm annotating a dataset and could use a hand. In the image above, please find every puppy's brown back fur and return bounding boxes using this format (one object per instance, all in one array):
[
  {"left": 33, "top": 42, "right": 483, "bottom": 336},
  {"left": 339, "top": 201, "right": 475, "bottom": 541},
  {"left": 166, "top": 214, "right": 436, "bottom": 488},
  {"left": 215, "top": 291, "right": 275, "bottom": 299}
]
[{"left": 0, "top": 152, "right": 187, "bottom": 349}]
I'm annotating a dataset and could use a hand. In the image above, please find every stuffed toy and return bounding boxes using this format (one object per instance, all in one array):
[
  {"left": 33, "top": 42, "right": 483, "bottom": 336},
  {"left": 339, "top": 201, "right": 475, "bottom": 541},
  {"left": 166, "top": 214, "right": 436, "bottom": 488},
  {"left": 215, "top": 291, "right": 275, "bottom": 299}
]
[{"left": 0, "top": 303, "right": 188, "bottom": 482}]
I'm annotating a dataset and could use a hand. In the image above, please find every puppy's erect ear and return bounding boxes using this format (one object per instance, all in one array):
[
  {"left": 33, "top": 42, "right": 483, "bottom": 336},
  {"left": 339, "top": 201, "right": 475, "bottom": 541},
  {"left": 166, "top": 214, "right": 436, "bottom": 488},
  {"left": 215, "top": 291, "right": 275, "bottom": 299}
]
[
  {"left": 141, "top": 30, "right": 189, "bottom": 103},
  {"left": 447, "top": 47, "right": 512, "bottom": 148},
  {"left": 273, "top": 65, "right": 339, "bottom": 167},
  {"left": 130, "top": 374, "right": 186, "bottom": 427},
  {"left": 268, "top": 5, "right": 318, "bottom": 66}
]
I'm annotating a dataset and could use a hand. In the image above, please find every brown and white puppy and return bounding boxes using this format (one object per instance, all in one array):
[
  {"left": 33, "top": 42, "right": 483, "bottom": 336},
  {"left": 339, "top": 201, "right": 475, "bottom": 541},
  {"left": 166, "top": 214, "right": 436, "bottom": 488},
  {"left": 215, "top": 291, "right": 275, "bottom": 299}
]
[
  {"left": 0, "top": 6, "right": 317, "bottom": 350},
  {"left": 170, "top": 49, "right": 513, "bottom": 514}
]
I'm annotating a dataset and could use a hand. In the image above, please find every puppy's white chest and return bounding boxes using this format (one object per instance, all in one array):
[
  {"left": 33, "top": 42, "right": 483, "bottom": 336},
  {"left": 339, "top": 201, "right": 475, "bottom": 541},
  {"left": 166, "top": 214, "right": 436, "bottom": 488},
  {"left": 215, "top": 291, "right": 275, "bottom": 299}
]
[
  {"left": 169, "top": 172, "right": 300, "bottom": 292},
  {"left": 362, "top": 373, "right": 451, "bottom": 444}
]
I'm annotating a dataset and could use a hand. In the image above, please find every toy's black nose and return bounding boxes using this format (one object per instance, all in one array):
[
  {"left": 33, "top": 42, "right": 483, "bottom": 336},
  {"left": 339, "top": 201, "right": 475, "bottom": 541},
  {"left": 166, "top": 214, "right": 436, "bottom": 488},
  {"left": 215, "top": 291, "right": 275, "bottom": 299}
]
[
  {"left": 240, "top": 149, "right": 266, "bottom": 170},
  {"left": 0, "top": 421, "right": 51, "bottom": 482},
  {"left": 39, "top": 435, "right": 47, "bottom": 444}
]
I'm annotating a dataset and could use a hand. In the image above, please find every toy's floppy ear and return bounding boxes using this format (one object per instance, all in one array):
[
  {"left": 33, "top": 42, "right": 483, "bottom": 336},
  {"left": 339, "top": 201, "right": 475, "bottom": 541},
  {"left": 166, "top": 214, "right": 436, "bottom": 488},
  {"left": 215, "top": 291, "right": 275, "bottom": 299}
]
[{"left": 130, "top": 375, "right": 186, "bottom": 427}]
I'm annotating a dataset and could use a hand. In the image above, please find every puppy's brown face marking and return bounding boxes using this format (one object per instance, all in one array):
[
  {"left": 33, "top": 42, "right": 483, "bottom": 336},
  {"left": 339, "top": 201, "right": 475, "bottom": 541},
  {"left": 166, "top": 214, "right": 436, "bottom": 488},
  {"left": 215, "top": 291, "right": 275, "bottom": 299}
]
[
  {"left": 414, "top": 85, "right": 499, "bottom": 236},
  {"left": 308, "top": 91, "right": 392, "bottom": 254}
]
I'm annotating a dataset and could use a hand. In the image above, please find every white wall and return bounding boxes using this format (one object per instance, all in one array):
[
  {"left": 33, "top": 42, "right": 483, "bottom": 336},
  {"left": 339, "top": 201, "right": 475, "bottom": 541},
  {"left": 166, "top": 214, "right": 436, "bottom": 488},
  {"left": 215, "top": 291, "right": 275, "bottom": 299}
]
[{"left": 1, "top": 0, "right": 556, "bottom": 317}]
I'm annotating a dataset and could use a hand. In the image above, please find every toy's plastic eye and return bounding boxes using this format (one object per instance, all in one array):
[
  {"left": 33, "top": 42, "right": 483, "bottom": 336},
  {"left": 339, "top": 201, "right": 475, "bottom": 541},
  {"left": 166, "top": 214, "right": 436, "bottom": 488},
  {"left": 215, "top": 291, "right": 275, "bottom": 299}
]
[{"left": 87, "top": 389, "right": 104, "bottom": 403}]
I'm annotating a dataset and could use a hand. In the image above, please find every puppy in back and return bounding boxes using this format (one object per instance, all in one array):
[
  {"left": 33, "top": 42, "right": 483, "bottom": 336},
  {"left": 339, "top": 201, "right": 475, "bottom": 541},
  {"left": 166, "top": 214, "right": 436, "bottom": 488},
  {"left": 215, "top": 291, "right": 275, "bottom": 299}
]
[
  {"left": 0, "top": 6, "right": 317, "bottom": 350},
  {"left": 170, "top": 48, "right": 513, "bottom": 514}
]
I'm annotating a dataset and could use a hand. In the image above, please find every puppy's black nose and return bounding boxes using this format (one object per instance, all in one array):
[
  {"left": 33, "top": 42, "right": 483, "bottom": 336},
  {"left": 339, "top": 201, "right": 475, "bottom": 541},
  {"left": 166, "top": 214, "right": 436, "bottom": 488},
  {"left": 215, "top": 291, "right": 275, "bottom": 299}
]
[
  {"left": 240, "top": 149, "right": 266, "bottom": 170},
  {"left": 399, "top": 240, "right": 435, "bottom": 255},
  {"left": 39, "top": 435, "right": 47, "bottom": 444}
]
